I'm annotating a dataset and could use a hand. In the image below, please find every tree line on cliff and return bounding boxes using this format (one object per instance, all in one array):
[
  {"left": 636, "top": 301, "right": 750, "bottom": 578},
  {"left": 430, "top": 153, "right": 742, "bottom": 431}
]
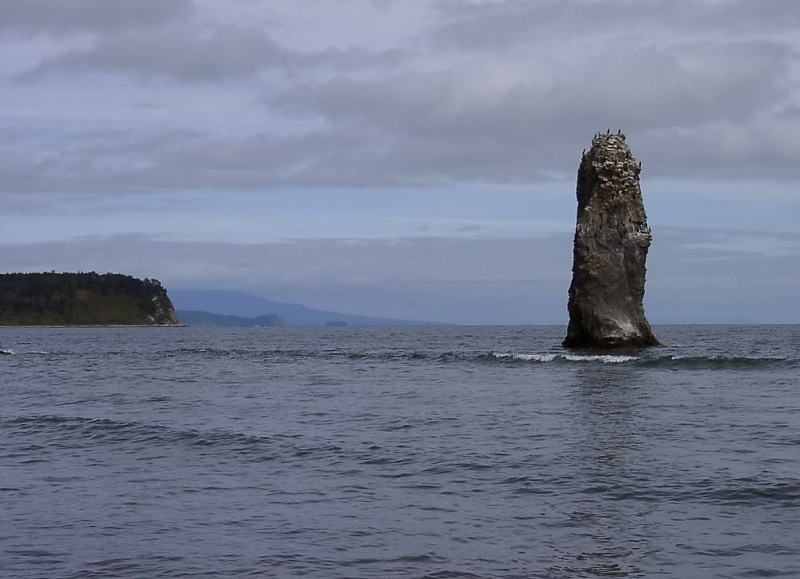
[{"left": 0, "top": 272, "right": 177, "bottom": 326}]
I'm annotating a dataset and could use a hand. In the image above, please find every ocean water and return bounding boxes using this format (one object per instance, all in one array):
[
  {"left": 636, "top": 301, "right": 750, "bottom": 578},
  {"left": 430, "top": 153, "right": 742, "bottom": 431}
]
[{"left": 1, "top": 325, "right": 798, "bottom": 579}]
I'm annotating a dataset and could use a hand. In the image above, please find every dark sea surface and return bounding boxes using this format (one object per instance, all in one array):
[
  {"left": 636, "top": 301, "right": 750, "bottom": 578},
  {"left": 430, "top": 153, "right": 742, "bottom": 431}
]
[{"left": 1, "top": 325, "right": 798, "bottom": 579}]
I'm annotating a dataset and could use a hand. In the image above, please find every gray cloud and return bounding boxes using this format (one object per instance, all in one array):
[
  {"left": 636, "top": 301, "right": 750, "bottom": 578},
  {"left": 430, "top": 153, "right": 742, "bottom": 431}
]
[
  {"left": 0, "top": 0, "right": 192, "bottom": 34},
  {"left": 1, "top": 0, "right": 799, "bottom": 197},
  {"left": 2, "top": 39, "right": 797, "bottom": 198},
  {"left": 30, "top": 27, "right": 297, "bottom": 81},
  {"left": 431, "top": 0, "right": 800, "bottom": 51},
  {"left": 26, "top": 26, "right": 405, "bottom": 82},
  {"left": 0, "top": 126, "right": 387, "bottom": 194},
  {"left": 267, "top": 37, "right": 796, "bottom": 183}
]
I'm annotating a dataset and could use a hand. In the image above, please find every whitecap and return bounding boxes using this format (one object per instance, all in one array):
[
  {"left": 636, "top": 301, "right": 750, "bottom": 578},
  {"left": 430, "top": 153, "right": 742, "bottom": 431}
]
[
  {"left": 488, "top": 352, "right": 637, "bottom": 364},
  {"left": 515, "top": 354, "right": 557, "bottom": 362},
  {"left": 562, "top": 354, "right": 639, "bottom": 363},
  {"left": 490, "top": 352, "right": 557, "bottom": 362}
]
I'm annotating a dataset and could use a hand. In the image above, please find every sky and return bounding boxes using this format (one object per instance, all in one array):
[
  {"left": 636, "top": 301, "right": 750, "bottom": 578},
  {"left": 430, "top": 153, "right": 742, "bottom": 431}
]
[{"left": 1, "top": 0, "right": 799, "bottom": 324}]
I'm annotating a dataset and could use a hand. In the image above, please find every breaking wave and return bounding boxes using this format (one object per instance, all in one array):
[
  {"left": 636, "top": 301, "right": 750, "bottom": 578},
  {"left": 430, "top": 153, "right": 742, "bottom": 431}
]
[
  {"left": 477, "top": 352, "right": 798, "bottom": 370},
  {"left": 152, "top": 347, "right": 800, "bottom": 370},
  {"left": 480, "top": 352, "right": 638, "bottom": 364}
]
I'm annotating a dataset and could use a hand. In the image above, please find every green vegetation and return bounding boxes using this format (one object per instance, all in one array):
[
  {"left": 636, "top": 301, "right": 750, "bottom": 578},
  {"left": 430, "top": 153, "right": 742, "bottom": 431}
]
[{"left": 0, "top": 272, "right": 178, "bottom": 326}]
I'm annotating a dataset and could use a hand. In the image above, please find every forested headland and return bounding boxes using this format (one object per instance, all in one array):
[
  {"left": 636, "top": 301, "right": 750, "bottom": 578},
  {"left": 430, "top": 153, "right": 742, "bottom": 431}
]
[{"left": 0, "top": 272, "right": 178, "bottom": 326}]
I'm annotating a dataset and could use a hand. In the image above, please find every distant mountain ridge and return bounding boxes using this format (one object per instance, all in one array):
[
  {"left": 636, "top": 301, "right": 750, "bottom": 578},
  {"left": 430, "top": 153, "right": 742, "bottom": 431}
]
[
  {"left": 177, "top": 311, "right": 285, "bottom": 327},
  {"left": 169, "top": 289, "right": 435, "bottom": 327}
]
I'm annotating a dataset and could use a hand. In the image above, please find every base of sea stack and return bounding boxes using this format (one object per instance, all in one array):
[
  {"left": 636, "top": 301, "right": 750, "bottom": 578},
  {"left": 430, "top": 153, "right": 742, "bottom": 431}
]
[{"left": 563, "top": 321, "right": 660, "bottom": 349}]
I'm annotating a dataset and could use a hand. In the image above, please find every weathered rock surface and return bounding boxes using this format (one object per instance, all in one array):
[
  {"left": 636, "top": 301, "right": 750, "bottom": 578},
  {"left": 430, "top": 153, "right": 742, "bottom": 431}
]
[{"left": 563, "top": 131, "right": 659, "bottom": 348}]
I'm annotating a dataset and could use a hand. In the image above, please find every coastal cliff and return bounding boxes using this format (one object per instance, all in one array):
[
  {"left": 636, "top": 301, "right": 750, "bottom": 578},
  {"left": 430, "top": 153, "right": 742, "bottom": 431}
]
[
  {"left": 0, "top": 272, "right": 178, "bottom": 326},
  {"left": 563, "top": 132, "right": 659, "bottom": 348}
]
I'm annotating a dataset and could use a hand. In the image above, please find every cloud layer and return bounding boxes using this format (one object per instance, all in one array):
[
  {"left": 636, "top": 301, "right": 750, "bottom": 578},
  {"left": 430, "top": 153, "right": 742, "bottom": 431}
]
[
  {"left": 2, "top": 0, "right": 800, "bottom": 196},
  {"left": 0, "top": 0, "right": 191, "bottom": 33}
]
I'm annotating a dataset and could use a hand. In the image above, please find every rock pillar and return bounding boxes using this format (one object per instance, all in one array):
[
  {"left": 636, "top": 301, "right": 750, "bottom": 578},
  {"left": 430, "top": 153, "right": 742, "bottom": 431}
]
[{"left": 563, "top": 131, "right": 659, "bottom": 348}]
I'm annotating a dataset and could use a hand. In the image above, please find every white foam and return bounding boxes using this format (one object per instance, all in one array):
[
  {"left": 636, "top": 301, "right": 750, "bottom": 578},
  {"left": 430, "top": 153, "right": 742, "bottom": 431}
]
[
  {"left": 562, "top": 354, "right": 639, "bottom": 363},
  {"left": 516, "top": 354, "right": 557, "bottom": 363},
  {"left": 1, "top": 349, "right": 14, "bottom": 355},
  {"left": 491, "top": 353, "right": 557, "bottom": 362},
  {"left": 490, "top": 352, "right": 637, "bottom": 364}
]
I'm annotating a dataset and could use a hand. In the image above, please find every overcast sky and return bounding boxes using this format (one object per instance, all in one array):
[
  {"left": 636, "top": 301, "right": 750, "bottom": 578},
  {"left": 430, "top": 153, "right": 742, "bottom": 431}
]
[{"left": 1, "top": 0, "right": 798, "bottom": 324}]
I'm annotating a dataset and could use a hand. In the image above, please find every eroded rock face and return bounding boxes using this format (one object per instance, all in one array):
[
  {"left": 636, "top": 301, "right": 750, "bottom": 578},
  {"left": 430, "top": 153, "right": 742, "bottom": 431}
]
[{"left": 563, "top": 131, "right": 659, "bottom": 348}]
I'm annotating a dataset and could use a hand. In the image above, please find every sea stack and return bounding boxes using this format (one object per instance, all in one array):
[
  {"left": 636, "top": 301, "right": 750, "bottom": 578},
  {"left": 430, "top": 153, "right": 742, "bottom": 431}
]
[{"left": 563, "top": 131, "right": 659, "bottom": 348}]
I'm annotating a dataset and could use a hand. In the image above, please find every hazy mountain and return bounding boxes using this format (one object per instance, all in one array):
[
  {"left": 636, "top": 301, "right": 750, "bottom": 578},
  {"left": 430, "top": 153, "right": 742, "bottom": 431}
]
[
  {"left": 169, "top": 290, "right": 434, "bottom": 327},
  {"left": 177, "top": 311, "right": 285, "bottom": 327}
]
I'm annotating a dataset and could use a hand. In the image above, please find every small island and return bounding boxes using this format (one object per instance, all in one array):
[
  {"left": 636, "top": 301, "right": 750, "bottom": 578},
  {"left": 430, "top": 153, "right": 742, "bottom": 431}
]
[{"left": 0, "top": 272, "right": 178, "bottom": 326}]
